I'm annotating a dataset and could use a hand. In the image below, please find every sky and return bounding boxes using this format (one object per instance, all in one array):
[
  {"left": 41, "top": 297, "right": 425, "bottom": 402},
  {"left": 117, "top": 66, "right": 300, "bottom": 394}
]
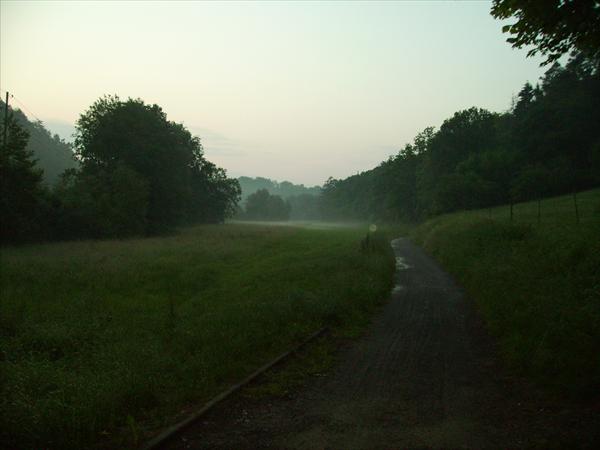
[{"left": 0, "top": 0, "right": 546, "bottom": 186}]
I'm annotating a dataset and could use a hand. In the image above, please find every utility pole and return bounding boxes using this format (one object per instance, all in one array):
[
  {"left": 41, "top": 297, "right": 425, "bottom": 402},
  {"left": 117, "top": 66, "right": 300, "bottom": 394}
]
[{"left": 2, "top": 91, "right": 8, "bottom": 148}]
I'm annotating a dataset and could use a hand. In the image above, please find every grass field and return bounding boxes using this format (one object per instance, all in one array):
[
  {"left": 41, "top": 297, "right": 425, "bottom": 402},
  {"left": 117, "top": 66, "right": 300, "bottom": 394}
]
[
  {"left": 466, "top": 188, "right": 600, "bottom": 225},
  {"left": 413, "top": 188, "right": 600, "bottom": 397},
  {"left": 0, "top": 224, "right": 395, "bottom": 449}
]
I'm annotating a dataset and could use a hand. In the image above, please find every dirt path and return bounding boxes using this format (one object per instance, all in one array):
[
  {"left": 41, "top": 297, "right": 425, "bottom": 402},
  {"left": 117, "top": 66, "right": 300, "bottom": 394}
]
[{"left": 163, "top": 238, "right": 598, "bottom": 449}]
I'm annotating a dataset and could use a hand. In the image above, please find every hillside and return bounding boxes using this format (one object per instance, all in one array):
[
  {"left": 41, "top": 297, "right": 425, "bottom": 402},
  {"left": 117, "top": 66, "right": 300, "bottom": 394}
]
[
  {"left": 238, "top": 176, "right": 321, "bottom": 201},
  {"left": 413, "top": 188, "right": 600, "bottom": 397},
  {"left": 320, "top": 58, "right": 600, "bottom": 223},
  {"left": 1, "top": 100, "right": 78, "bottom": 184}
]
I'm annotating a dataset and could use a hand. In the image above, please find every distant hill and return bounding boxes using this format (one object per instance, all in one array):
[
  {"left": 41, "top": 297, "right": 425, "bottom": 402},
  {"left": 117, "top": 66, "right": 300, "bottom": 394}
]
[
  {"left": 238, "top": 176, "right": 321, "bottom": 201},
  {"left": 1, "top": 100, "right": 78, "bottom": 185}
]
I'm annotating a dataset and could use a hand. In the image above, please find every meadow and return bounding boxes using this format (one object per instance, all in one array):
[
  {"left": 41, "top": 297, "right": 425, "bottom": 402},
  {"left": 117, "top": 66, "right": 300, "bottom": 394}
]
[
  {"left": 0, "top": 224, "right": 395, "bottom": 449},
  {"left": 413, "top": 188, "right": 600, "bottom": 397}
]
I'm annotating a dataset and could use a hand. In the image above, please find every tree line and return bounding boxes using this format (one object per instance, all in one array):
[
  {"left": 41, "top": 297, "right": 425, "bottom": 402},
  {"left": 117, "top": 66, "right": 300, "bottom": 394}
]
[
  {"left": 241, "top": 0, "right": 600, "bottom": 224},
  {"left": 320, "top": 57, "right": 600, "bottom": 222},
  {"left": 4, "top": 1, "right": 598, "bottom": 233},
  {"left": 236, "top": 188, "right": 321, "bottom": 221},
  {"left": 236, "top": 177, "right": 321, "bottom": 221},
  {"left": 237, "top": 176, "right": 320, "bottom": 201},
  {"left": 0, "top": 96, "right": 241, "bottom": 243}
]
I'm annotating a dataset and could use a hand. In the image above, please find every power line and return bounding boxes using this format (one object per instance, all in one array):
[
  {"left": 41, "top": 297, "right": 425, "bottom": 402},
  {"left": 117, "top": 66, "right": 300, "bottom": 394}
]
[{"left": 2, "top": 91, "right": 44, "bottom": 123}]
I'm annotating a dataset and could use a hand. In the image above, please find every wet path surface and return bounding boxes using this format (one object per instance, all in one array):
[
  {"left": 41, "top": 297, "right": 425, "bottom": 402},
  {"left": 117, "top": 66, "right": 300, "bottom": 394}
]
[{"left": 164, "top": 239, "right": 598, "bottom": 449}]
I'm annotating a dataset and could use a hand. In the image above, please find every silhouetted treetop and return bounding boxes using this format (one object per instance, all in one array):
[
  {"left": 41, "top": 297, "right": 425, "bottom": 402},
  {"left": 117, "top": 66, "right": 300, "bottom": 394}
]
[{"left": 491, "top": 0, "right": 600, "bottom": 66}]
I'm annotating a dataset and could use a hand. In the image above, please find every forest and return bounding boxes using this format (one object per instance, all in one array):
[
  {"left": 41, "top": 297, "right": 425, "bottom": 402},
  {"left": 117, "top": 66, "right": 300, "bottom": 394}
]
[
  {"left": 0, "top": 96, "right": 241, "bottom": 243},
  {"left": 236, "top": 177, "right": 321, "bottom": 221},
  {"left": 320, "top": 56, "right": 600, "bottom": 222},
  {"left": 237, "top": 176, "right": 320, "bottom": 201},
  {"left": 236, "top": 56, "right": 600, "bottom": 225},
  {"left": 3, "top": 55, "right": 599, "bottom": 241}
]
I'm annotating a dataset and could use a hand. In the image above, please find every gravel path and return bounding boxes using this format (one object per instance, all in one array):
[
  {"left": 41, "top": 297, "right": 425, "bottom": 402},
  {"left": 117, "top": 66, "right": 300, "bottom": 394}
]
[{"left": 163, "top": 238, "right": 599, "bottom": 449}]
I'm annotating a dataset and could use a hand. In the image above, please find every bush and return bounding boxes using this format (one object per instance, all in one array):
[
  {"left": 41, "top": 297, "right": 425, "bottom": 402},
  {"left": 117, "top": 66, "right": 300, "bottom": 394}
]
[{"left": 53, "top": 165, "right": 149, "bottom": 238}]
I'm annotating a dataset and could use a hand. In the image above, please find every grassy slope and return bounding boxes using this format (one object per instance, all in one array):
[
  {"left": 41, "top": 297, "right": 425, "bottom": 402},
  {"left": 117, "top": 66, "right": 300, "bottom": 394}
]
[
  {"left": 0, "top": 224, "right": 395, "bottom": 449},
  {"left": 413, "top": 188, "right": 600, "bottom": 397}
]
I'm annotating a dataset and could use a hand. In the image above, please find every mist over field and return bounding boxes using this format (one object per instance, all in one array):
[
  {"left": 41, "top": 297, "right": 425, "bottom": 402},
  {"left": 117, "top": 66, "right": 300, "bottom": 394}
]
[{"left": 1, "top": 1, "right": 599, "bottom": 449}]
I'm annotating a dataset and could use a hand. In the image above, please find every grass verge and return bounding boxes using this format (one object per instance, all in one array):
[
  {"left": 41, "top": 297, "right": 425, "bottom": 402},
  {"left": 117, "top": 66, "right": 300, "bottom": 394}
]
[
  {"left": 0, "top": 223, "right": 395, "bottom": 449},
  {"left": 413, "top": 189, "right": 600, "bottom": 397}
]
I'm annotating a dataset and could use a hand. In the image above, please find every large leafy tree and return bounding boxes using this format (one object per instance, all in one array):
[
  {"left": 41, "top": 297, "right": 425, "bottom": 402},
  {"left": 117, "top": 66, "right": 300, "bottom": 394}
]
[
  {"left": 54, "top": 164, "right": 149, "bottom": 238},
  {"left": 72, "top": 95, "right": 240, "bottom": 234},
  {"left": 75, "top": 96, "right": 195, "bottom": 231},
  {"left": 491, "top": 0, "right": 600, "bottom": 66},
  {"left": 189, "top": 159, "right": 241, "bottom": 223},
  {"left": 418, "top": 108, "right": 501, "bottom": 214}
]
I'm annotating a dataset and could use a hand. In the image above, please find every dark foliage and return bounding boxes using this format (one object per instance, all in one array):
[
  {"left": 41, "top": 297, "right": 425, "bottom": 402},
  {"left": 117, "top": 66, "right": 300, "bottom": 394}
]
[
  {"left": 74, "top": 96, "right": 196, "bottom": 232},
  {"left": 237, "top": 176, "right": 320, "bottom": 201},
  {"left": 320, "top": 59, "right": 600, "bottom": 222},
  {"left": 1, "top": 96, "right": 240, "bottom": 243},
  {"left": 52, "top": 165, "right": 149, "bottom": 238},
  {"left": 243, "top": 188, "right": 291, "bottom": 221},
  {"left": 0, "top": 116, "right": 46, "bottom": 242},
  {"left": 287, "top": 193, "right": 322, "bottom": 220},
  {"left": 189, "top": 160, "right": 241, "bottom": 224},
  {"left": 237, "top": 176, "right": 320, "bottom": 219},
  {"left": 491, "top": 0, "right": 600, "bottom": 66}
]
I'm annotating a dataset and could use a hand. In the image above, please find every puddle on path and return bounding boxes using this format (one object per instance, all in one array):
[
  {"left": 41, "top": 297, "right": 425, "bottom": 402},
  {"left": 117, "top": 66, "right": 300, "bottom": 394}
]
[
  {"left": 395, "top": 256, "right": 411, "bottom": 270},
  {"left": 391, "top": 243, "right": 411, "bottom": 295},
  {"left": 392, "top": 285, "right": 405, "bottom": 294}
]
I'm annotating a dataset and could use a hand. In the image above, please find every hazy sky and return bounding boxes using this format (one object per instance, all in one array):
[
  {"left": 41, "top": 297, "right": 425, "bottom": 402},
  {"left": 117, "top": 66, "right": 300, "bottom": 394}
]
[{"left": 1, "top": 1, "right": 546, "bottom": 186}]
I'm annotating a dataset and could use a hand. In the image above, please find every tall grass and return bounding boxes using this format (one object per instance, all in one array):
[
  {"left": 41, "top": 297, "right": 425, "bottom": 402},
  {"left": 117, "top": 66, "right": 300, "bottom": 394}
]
[
  {"left": 0, "top": 224, "right": 395, "bottom": 449},
  {"left": 473, "top": 188, "right": 600, "bottom": 225},
  {"left": 413, "top": 189, "right": 600, "bottom": 397}
]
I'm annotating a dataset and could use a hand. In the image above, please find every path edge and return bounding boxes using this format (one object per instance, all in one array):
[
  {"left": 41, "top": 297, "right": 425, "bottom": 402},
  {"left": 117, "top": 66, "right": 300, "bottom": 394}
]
[{"left": 142, "top": 327, "right": 328, "bottom": 450}]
